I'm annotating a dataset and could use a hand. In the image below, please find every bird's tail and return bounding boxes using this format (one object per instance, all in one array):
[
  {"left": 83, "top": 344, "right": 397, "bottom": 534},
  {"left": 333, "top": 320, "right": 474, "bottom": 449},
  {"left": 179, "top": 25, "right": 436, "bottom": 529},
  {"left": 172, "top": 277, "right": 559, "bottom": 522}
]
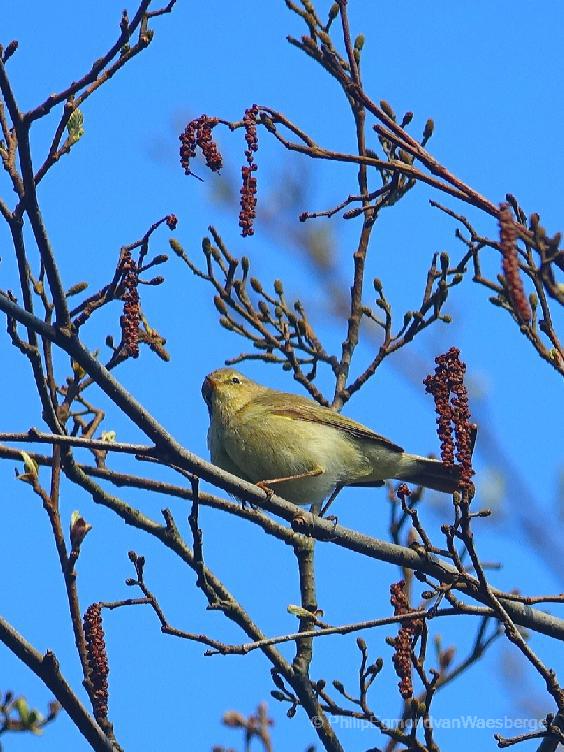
[{"left": 394, "top": 454, "right": 461, "bottom": 494}]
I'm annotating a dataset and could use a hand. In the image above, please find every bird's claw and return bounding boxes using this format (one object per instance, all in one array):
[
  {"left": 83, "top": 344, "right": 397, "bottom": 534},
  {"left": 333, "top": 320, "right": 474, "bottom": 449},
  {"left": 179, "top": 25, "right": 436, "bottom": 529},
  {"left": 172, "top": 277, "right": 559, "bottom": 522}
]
[
  {"left": 291, "top": 509, "right": 311, "bottom": 533},
  {"left": 256, "top": 481, "right": 274, "bottom": 500}
]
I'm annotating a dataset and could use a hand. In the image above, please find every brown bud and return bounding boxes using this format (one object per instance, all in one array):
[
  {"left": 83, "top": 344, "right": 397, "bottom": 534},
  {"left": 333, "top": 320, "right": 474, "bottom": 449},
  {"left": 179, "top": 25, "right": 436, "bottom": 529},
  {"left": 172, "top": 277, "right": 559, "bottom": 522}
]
[
  {"left": 328, "top": 3, "right": 339, "bottom": 20},
  {"left": 422, "top": 118, "right": 435, "bottom": 143},
  {"left": 70, "top": 511, "right": 92, "bottom": 551},
  {"left": 380, "top": 100, "right": 396, "bottom": 120},
  {"left": 222, "top": 711, "right": 246, "bottom": 728},
  {"left": 66, "top": 281, "right": 88, "bottom": 297},
  {"left": 400, "top": 111, "right": 414, "bottom": 128},
  {"left": 250, "top": 277, "right": 263, "bottom": 293}
]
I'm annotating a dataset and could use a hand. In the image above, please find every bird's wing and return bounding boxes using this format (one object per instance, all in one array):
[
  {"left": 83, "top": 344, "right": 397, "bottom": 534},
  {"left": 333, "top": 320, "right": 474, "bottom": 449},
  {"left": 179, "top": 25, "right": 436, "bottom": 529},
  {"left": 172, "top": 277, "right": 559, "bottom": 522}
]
[{"left": 257, "top": 392, "right": 404, "bottom": 453}]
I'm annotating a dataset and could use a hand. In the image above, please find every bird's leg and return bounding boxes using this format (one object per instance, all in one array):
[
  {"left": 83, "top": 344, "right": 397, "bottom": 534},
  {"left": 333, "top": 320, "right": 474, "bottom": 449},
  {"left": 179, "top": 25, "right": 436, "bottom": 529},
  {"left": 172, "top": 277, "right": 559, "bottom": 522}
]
[
  {"left": 319, "top": 484, "right": 343, "bottom": 518},
  {"left": 256, "top": 466, "right": 324, "bottom": 499}
]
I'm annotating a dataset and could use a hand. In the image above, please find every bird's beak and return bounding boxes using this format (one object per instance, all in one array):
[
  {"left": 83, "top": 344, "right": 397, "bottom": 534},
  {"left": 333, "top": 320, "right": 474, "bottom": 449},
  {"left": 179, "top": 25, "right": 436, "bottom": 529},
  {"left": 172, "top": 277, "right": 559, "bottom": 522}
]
[{"left": 201, "top": 375, "right": 215, "bottom": 411}]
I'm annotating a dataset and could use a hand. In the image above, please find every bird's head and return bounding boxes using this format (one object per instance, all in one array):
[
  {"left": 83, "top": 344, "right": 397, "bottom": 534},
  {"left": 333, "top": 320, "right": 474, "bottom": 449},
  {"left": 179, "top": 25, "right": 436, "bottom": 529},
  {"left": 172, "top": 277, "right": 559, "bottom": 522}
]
[{"left": 201, "top": 368, "right": 262, "bottom": 419}]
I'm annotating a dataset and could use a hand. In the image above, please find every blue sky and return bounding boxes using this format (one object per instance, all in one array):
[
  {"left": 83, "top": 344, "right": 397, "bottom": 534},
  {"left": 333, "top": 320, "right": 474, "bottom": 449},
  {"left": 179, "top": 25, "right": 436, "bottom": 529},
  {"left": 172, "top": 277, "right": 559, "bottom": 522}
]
[{"left": 1, "top": 2, "right": 563, "bottom": 751}]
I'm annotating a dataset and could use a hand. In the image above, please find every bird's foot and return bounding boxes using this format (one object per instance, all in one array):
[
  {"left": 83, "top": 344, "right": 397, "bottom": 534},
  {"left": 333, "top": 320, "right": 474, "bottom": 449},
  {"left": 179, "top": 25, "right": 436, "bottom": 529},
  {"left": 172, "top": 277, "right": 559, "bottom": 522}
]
[
  {"left": 256, "top": 481, "right": 274, "bottom": 500},
  {"left": 291, "top": 509, "right": 312, "bottom": 535}
]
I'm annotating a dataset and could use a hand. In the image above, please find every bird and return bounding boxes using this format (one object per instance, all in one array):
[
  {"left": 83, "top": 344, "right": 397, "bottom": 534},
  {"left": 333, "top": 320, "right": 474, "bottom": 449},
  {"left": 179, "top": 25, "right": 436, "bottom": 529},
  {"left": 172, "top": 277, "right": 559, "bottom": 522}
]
[{"left": 202, "top": 367, "right": 461, "bottom": 512}]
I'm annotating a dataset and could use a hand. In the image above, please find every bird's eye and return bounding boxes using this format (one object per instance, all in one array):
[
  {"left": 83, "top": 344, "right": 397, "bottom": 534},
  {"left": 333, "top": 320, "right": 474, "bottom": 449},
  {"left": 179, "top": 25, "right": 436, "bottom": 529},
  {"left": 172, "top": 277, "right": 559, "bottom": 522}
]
[{"left": 231, "top": 376, "right": 241, "bottom": 384}]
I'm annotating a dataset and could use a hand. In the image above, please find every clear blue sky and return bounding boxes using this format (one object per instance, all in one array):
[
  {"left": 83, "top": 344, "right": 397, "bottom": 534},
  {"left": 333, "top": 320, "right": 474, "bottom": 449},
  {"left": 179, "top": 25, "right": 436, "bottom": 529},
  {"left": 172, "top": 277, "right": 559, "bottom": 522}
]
[{"left": 1, "top": 2, "right": 562, "bottom": 751}]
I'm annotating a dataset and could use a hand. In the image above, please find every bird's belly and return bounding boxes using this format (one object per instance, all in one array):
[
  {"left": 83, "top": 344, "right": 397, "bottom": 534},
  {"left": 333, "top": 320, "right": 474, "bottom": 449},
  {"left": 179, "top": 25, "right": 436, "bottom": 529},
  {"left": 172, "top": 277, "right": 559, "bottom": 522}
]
[{"left": 222, "top": 416, "right": 361, "bottom": 507}]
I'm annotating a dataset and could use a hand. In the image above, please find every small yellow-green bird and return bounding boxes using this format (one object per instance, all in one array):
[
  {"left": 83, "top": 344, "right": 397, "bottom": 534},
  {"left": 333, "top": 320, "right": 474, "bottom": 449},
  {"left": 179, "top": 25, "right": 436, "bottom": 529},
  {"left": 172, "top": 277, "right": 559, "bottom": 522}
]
[{"left": 202, "top": 368, "right": 460, "bottom": 511}]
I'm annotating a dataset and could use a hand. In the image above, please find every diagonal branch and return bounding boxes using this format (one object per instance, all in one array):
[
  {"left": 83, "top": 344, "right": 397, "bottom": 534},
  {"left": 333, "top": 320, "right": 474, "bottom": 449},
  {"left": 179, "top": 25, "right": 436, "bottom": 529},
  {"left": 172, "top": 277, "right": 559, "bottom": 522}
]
[{"left": 0, "top": 616, "right": 114, "bottom": 751}]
